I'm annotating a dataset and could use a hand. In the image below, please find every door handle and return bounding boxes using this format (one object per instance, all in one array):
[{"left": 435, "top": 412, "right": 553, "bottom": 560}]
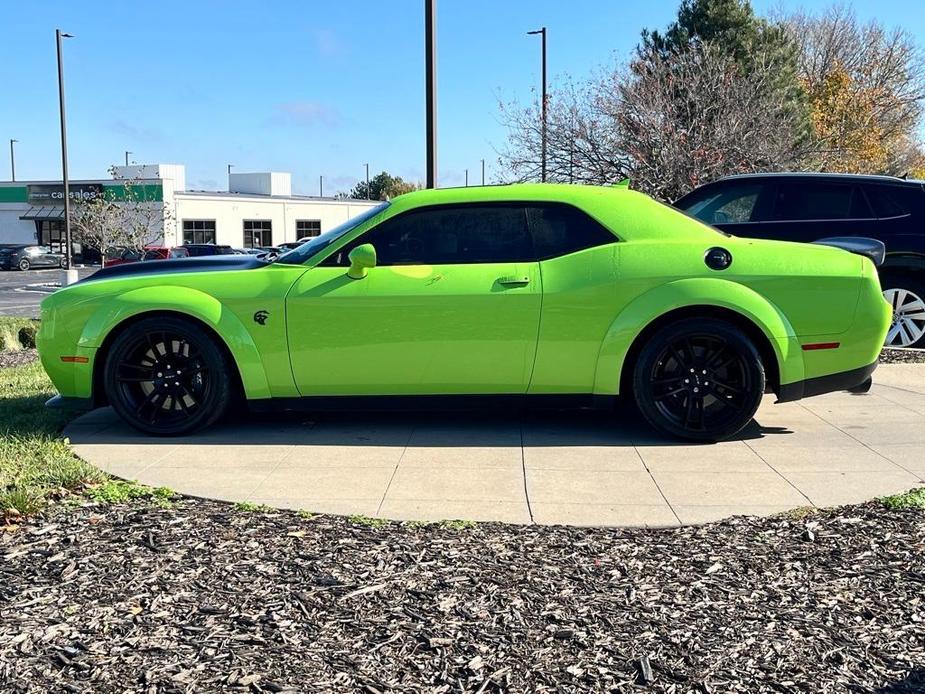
[{"left": 497, "top": 275, "right": 530, "bottom": 286}]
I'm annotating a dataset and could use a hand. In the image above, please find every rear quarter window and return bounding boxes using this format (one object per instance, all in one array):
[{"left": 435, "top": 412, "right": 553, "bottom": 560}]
[{"left": 865, "top": 184, "right": 922, "bottom": 218}]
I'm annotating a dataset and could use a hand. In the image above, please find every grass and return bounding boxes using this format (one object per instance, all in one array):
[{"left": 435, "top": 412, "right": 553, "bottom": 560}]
[
  {"left": 0, "top": 316, "right": 37, "bottom": 352},
  {"left": 0, "top": 361, "right": 107, "bottom": 517},
  {"left": 879, "top": 487, "right": 925, "bottom": 510},
  {"left": 234, "top": 501, "right": 274, "bottom": 513},
  {"left": 84, "top": 480, "right": 174, "bottom": 507}
]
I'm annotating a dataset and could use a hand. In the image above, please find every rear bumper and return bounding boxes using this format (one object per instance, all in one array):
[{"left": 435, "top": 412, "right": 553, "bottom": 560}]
[{"left": 776, "top": 361, "right": 878, "bottom": 403}]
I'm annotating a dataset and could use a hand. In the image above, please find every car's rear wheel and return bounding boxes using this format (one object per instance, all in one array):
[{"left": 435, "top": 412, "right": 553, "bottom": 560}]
[
  {"left": 880, "top": 271, "right": 925, "bottom": 348},
  {"left": 104, "top": 316, "right": 231, "bottom": 435},
  {"left": 18, "top": 258, "right": 30, "bottom": 271},
  {"left": 632, "top": 318, "right": 765, "bottom": 442}
]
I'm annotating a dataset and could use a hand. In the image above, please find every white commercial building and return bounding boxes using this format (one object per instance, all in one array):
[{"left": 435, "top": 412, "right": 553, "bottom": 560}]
[{"left": 0, "top": 164, "right": 378, "bottom": 256}]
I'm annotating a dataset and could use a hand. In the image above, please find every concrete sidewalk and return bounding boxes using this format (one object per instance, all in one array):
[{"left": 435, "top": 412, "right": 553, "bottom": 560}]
[{"left": 65, "top": 364, "right": 925, "bottom": 527}]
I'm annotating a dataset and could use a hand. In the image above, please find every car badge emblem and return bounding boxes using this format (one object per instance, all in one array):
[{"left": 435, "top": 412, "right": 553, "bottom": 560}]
[{"left": 253, "top": 310, "right": 269, "bottom": 325}]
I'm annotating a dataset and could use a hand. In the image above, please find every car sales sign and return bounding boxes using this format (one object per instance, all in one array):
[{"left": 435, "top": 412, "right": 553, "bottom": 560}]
[{"left": 27, "top": 184, "right": 103, "bottom": 205}]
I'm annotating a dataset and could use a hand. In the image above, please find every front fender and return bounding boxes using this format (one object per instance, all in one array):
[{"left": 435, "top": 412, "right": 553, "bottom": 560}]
[
  {"left": 79, "top": 285, "right": 272, "bottom": 399},
  {"left": 593, "top": 278, "right": 804, "bottom": 394}
]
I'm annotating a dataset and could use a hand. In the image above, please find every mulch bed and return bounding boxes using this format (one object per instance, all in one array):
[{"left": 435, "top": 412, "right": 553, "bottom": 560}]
[
  {"left": 1, "top": 499, "right": 923, "bottom": 693},
  {"left": 0, "top": 349, "right": 37, "bottom": 370},
  {"left": 880, "top": 347, "right": 925, "bottom": 364}
]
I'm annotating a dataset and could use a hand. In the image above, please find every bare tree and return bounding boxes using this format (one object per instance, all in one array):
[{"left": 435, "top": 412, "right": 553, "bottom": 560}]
[
  {"left": 497, "top": 77, "right": 632, "bottom": 185},
  {"left": 616, "top": 43, "right": 807, "bottom": 200},
  {"left": 498, "top": 43, "right": 806, "bottom": 201},
  {"left": 71, "top": 169, "right": 172, "bottom": 260}
]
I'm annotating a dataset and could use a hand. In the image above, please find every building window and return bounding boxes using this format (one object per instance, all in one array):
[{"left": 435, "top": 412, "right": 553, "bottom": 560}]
[
  {"left": 243, "top": 220, "right": 272, "bottom": 247},
  {"left": 182, "top": 220, "right": 216, "bottom": 245},
  {"left": 296, "top": 219, "right": 322, "bottom": 238}
]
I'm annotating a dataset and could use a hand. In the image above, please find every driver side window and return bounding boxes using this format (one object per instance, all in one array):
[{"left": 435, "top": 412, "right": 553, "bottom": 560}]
[{"left": 320, "top": 204, "right": 533, "bottom": 266}]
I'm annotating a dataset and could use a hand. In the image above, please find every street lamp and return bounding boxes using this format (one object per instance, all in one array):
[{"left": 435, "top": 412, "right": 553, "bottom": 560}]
[
  {"left": 424, "top": 0, "right": 437, "bottom": 188},
  {"left": 527, "top": 27, "right": 547, "bottom": 183},
  {"left": 56, "top": 29, "right": 75, "bottom": 276},
  {"left": 481, "top": 158, "right": 485, "bottom": 186},
  {"left": 319, "top": 175, "right": 323, "bottom": 197},
  {"left": 464, "top": 168, "right": 468, "bottom": 187},
  {"left": 124, "top": 150, "right": 132, "bottom": 166},
  {"left": 9, "top": 139, "right": 17, "bottom": 182},
  {"left": 365, "top": 162, "right": 370, "bottom": 199}
]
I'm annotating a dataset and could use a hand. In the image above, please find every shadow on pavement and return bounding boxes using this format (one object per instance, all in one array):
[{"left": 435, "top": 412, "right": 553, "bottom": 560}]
[{"left": 67, "top": 401, "right": 793, "bottom": 448}]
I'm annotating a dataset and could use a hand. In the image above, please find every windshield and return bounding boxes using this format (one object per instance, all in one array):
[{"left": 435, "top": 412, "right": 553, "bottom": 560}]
[{"left": 275, "top": 202, "right": 390, "bottom": 265}]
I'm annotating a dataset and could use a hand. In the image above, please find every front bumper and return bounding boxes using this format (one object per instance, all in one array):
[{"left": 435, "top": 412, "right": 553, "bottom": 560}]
[{"left": 776, "top": 361, "right": 878, "bottom": 403}]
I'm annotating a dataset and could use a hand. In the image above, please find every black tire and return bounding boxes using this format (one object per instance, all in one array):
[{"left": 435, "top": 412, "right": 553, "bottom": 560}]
[
  {"left": 632, "top": 318, "right": 765, "bottom": 442},
  {"left": 879, "top": 270, "right": 925, "bottom": 348},
  {"left": 18, "top": 258, "right": 30, "bottom": 271},
  {"left": 104, "top": 316, "right": 232, "bottom": 436}
]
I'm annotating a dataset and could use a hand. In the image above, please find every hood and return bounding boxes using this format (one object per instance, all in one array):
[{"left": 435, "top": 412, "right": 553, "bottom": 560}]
[{"left": 82, "top": 255, "right": 268, "bottom": 283}]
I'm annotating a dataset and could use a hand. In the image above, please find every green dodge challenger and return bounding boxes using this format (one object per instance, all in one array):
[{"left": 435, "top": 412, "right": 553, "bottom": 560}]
[{"left": 38, "top": 184, "right": 891, "bottom": 441}]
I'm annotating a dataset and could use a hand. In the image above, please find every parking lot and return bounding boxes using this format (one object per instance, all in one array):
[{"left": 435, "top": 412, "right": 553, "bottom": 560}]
[{"left": 0, "top": 267, "right": 97, "bottom": 317}]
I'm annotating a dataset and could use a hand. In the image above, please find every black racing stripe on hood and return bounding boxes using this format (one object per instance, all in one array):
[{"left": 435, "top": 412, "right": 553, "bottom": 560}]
[{"left": 81, "top": 255, "right": 269, "bottom": 283}]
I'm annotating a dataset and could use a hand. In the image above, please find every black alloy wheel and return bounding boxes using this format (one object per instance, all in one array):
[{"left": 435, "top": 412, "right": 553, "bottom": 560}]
[
  {"left": 104, "top": 316, "right": 231, "bottom": 435},
  {"left": 633, "top": 318, "right": 765, "bottom": 441}
]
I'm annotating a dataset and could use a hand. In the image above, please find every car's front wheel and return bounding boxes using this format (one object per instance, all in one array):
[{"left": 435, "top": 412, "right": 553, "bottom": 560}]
[
  {"left": 880, "top": 271, "right": 925, "bottom": 348},
  {"left": 18, "top": 258, "right": 30, "bottom": 271},
  {"left": 632, "top": 318, "right": 765, "bottom": 442},
  {"left": 104, "top": 316, "right": 232, "bottom": 435}
]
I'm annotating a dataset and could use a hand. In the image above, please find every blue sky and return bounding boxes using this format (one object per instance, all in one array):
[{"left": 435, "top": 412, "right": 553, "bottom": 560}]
[{"left": 0, "top": 0, "right": 923, "bottom": 194}]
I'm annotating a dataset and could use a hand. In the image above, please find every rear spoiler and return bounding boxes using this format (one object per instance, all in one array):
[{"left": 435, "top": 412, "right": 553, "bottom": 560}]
[{"left": 812, "top": 237, "right": 886, "bottom": 267}]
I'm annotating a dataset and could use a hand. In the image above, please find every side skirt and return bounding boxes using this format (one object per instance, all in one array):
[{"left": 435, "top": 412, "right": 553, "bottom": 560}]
[{"left": 247, "top": 393, "right": 618, "bottom": 414}]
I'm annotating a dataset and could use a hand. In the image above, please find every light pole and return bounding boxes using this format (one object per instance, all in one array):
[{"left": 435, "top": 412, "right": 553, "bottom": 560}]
[
  {"left": 9, "top": 139, "right": 17, "bottom": 182},
  {"left": 464, "top": 169, "right": 468, "bottom": 187},
  {"left": 124, "top": 150, "right": 132, "bottom": 166},
  {"left": 527, "top": 26, "right": 547, "bottom": 183},
  {"left": 481, "top": 158, "right": 485, "bottom": 185},
  {"left": 227, "top": 163, "right": 233, "bottom": 176},
  {"left": 56, "top": 29, "right": 75, "bottom": 276},
  {"left": 424, "top": 0, "right": 437, "bottom": 188},
  {"left": 365, "top": 162, "right": 370, "bottom": 199},
  {"left": 319, "top": 175, "right": 323, "bottom": 197}
]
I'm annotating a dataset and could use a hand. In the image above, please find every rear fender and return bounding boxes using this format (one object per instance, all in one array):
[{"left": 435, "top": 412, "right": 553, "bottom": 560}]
[
  {"left": 593, "top": 278, "right": 804, "bottom": 394},
  {"left": 78, "top": 285, "right": 271, "bottom": 399}
]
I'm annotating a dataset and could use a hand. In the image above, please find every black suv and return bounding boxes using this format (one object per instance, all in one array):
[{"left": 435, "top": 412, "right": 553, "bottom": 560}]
[{"left": 675, "top": 173, "right": 925, "bottom": 347}]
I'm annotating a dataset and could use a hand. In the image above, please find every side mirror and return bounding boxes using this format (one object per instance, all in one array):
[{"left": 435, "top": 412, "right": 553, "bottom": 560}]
[{"left": 347, "top": 243, "right": 377, "bottom": 279}]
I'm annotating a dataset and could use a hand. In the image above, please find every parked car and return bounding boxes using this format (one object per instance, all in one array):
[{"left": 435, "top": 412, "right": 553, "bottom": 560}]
[
  {"left": 38, "top": 184, "right": 889, "bottom": 441},
  {"left": 104, "top": 247, "right": 190, "bottom": 267},
  {"left": 183, "top": 244, "right": 237, "bottom": 257},
  {"left": 675, "top": 173, "right": 925, "bottom": 347},
  {"left": 277, "top": 241, "right": 305, "bottom": 251},
  {"left": 103, "top": 247, "right": 142, "bottom": 268},
  {"left": 0, "top": 245, "right": 65, "bottom": 271},
  {"left": 142, "top": 247, "right": 190, "bottom": 262}
]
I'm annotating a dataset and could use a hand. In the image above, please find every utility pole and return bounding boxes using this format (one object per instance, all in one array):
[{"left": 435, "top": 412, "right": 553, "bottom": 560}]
[
  {"left": 424, "top": 0, "right": 437, "bottom": 188},
  {"left": 319, "top": 175, "right": 323, "bottom": 197},
  {"left": 365, "top": 163, "right": 370, "bottom": 199},
  {"left": 124, "top": 150, "right": 132, "bottom": 166},
  {"left": 527, "top": 27, "right": 547, "bottom": 182},
  {"left": 56, "top": 29, "right": 75, "bottom": 275},
  {"left": 464, "top": 169, "right": 468, "bottom": 187},
  {"left": 481, "top": 158, "right": 485, "bottom": 185},
  {"left": 9, "top": 139, "right": 16, "bottom": 182}
]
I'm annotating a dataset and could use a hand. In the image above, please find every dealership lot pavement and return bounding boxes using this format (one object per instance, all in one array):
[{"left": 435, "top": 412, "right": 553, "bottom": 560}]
[
  {"left": 0, "top": 267, "right": 97, "bottom": 317},
  {"left": 65, "top": 363, "right": 925, "bottom": 527}
]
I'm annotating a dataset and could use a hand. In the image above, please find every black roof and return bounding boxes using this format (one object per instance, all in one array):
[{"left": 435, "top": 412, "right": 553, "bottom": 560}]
[{"left": 718, "top": 172, "right": 924, "bottom": 187}]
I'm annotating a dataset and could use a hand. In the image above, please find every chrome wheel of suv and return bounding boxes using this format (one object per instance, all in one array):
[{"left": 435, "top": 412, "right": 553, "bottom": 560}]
[{"left": 883, "top": 287, "right": 925, "bottom": 347}]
